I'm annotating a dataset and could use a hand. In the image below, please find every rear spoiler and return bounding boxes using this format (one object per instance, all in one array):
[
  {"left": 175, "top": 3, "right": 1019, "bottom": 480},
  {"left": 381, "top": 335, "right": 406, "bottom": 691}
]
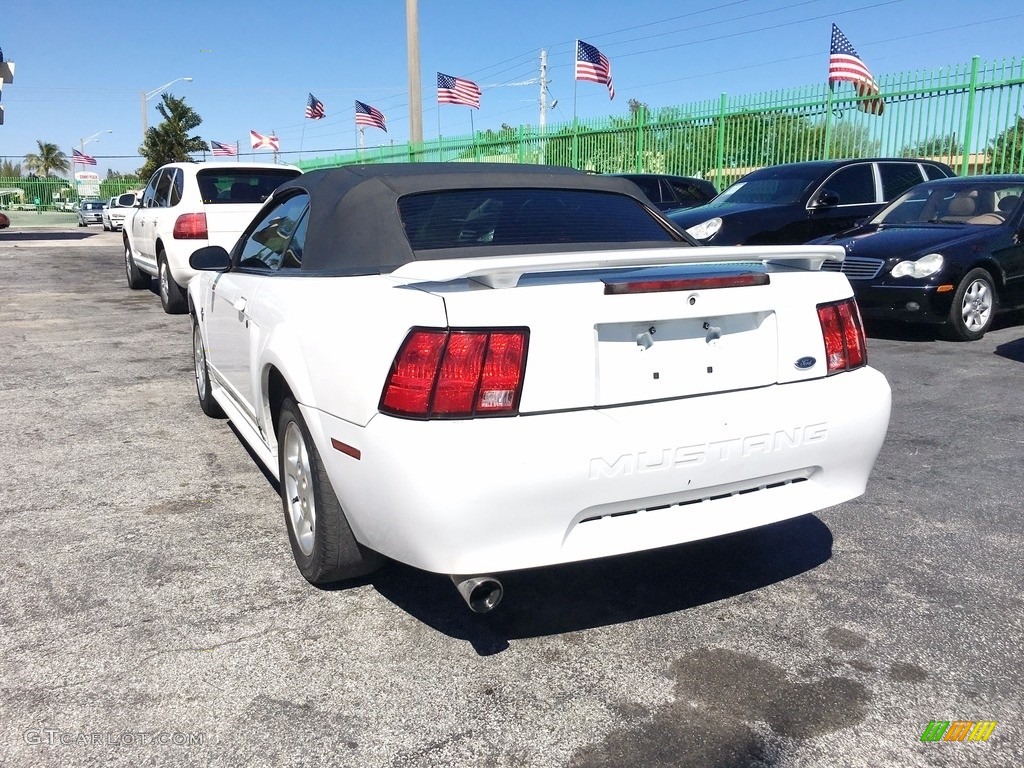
[{"left": 390, "top": 245, "right": 846, "bottom": 289}]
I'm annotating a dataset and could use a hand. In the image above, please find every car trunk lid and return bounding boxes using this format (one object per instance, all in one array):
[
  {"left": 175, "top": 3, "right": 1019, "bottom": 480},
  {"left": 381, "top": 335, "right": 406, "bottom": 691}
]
[{"left": 390, "top": 246, "right": 852, "bottom": 413}]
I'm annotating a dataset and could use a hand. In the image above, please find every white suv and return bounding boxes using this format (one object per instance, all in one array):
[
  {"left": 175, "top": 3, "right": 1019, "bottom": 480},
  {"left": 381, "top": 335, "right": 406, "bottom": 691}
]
[{"left": 123, "top": 162, "right": 302, "bottom": 313}]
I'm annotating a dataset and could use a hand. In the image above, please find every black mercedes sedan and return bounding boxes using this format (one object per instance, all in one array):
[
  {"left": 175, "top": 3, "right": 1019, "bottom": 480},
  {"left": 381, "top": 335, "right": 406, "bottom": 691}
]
[
  {"left": 667, "top": 158, "right": 953, "bottom": 245},
  {"left": 811, "top": 175, "right": 1024, "bottom": 341}
]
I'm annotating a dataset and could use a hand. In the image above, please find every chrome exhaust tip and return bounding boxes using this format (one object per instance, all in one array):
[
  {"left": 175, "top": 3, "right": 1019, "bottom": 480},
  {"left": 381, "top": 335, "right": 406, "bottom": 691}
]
[{"left": 450, "top": 574, "right": 504, "bottom": 613}]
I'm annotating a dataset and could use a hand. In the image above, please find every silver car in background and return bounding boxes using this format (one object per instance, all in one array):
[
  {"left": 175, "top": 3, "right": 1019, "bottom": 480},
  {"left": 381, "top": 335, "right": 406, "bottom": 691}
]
[{"left": 102, "top": 193, "right": 138, "bottom": 231}]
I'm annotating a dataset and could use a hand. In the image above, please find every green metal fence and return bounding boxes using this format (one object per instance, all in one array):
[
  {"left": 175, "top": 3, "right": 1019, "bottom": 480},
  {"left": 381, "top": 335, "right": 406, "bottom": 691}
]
[
  {"left": 299, "top": 54, "right": 1024, "bottom": 189},
  {"left": 0, "top": 176, "right": 142, "bottom": 214}
]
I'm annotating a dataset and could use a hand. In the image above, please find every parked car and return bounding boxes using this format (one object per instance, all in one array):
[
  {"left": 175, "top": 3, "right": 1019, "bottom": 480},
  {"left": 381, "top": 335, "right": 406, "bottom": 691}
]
[
  {"left": 186, "top": 163, "right": 891, "bottom": 612},
  {"left": 668, "top": 158, "right": 955, "bottom": 245},
  {"left": 810, "top": 175, "right": 1024, "bottom": 341},
  {"left": 611, "top": 173, "right": 718, "bottom": 212},
  {"left": 123, "top": 162, "right": 302, "bottom": 313},
  {"left": 101, "top": 192, "right": 137, "bottom": 231},
  {"left": 77, "top": 199, "right": 105, "bottom": 226},
  {"left": 0, "top": 211, "right": 9, "bottom": 229}
]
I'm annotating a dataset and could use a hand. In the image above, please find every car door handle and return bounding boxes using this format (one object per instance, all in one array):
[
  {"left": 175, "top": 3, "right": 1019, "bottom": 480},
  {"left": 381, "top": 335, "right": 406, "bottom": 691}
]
[{"left": 233, "top": 297, "right": 247, "bottom": 313}]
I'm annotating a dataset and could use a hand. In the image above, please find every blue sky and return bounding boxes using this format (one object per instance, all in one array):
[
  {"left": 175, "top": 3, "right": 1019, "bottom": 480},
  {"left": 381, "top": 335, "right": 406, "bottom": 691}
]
[{"left": 2, "top": 0, "right": 1024, "bottom": 174}]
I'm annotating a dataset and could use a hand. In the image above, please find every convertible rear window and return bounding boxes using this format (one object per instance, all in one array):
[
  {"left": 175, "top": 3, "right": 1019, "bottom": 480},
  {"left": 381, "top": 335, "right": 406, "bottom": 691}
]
[
  {"left": 398, "top": 188, "right": 682, "bottom": 251},
  {"left": 197, "top": 169, "right": 302, "bottom": 205}
]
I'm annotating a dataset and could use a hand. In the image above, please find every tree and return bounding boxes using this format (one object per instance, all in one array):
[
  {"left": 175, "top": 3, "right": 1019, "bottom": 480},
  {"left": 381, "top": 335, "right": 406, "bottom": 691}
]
[
  {"left": 137, "top": 93, "right": 207, "bottom": 179},
  {"left": 1, "top": 160, "right": 21, "bottom": 177},
  {"left": 901, "top": 134, "right": 961, "bottom": 159},
  {"left": 987, "top": 116, "right": 1024, "bottom": 174},
  {"left": 22, "top": 141, "right": 69, "bottom": 177}
]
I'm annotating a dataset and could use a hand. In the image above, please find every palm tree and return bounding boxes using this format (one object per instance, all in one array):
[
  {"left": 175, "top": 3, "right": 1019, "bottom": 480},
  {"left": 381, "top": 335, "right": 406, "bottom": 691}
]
[
  {"left": 138, "top": 93, "right": 207, "bottom": 180},
  {"left": 23, "top": 141, "right": 70, "bottom": 177},
  {"left": 1, "top": 160, "right": 22, "bottom": 178}
]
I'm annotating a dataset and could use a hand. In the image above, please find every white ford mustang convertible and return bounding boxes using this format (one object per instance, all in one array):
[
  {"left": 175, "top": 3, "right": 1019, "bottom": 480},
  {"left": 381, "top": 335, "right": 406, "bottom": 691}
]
[{"left": 187, "top": 164, "right": 891, "bottom": 612}]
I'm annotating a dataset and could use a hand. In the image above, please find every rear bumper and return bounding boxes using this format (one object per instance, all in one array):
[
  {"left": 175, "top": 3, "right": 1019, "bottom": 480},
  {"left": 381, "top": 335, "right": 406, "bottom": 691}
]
[{"left": 306, "top": 366, "right": 891, "bottom": 575}]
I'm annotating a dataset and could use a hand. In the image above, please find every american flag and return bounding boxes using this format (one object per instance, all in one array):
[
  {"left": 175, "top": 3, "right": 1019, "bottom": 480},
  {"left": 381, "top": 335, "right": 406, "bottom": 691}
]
[
  {"left": 210, "top": 140, "right": 238, "bottom": 157},
  {"left": 828, "top": 24, "right": 884, "bottom": 114},
  {"left": 305, "top": 92, "right": 325, "bottom": 120},
  {"left": 250, "top": 130, "right": 280, "bottom": 151},
  {"left": 437, "top": 72, "right": 481, "bottom": 109},
  {"left": 576, "top": 40, "right": 615, "bottom": 100},
  {"left": 72, "top": 148, "right": 97, "bottom": 166},
  {"left": 355, "top": 100, "right": 387, "bottom": 132}
]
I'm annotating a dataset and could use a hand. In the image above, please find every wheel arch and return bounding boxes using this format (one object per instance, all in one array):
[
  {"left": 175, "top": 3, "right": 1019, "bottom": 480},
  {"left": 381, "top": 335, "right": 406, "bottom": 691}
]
[{"left": 970, "top": 257, "right": 1006, "bottom": 295}]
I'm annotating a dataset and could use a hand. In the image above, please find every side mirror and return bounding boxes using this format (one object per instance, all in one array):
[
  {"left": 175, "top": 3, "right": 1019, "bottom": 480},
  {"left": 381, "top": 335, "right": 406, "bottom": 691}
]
[
  {"left": 118, "top": 193, "right": 137, "bottom": 207},
  {"left": 815, "top": 191, "right": 840, "bottom": 208},
  {"left": 190, "top": 245, "right": 232, "bottom": 272}
]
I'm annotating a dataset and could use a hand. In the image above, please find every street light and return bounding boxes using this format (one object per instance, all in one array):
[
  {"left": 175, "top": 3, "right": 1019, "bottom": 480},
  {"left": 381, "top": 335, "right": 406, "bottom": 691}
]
[
  {"left": 80, "top": 129, "right": 112, "bottom": 156},
  {"left": 140, "top": 77, "right": 193, "bottom": 139}
]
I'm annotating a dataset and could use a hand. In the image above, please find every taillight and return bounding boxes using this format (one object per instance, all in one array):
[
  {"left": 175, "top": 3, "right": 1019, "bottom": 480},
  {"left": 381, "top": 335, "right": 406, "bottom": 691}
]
[
  {"left": 817, "top": 298, "right": 867, "bottom": 374},
  {"left": 173, "top": 212, "right": 208, "bottom": 239},
  {"left": 380, "top": 328, "right": 529, "bottom": 418}
]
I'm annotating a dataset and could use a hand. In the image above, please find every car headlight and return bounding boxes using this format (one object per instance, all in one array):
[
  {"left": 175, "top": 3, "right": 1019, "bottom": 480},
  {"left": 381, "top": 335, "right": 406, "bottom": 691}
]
[
  {"left": 685, "top": 217, "right": 722, "bottom": 241},
  {"left": 890, "top": 252, "right": 944, "bottom": 279}
]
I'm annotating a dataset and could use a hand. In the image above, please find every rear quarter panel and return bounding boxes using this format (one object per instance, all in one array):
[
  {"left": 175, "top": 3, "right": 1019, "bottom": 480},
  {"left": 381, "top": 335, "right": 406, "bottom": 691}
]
[{"left": 252, "top": 275, "right": 448, "bottom": 427}]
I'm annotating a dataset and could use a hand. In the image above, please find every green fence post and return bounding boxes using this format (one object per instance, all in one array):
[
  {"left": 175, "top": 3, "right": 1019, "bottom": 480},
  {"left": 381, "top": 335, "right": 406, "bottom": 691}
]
[
  {"left": 823, "top": 86, "right": 834, "bottom": 160},
  {"left": 635, "top": 106, "right": 646, "bottom": 172},
  {"left": 714, "top": 93, "right": 727, "bottom": 190},
  {"left": 961, "top": 55, "right": 981, "bottom": 176},
  {"left": 572, "top": 118, "right": 580, "bottom": 169}
]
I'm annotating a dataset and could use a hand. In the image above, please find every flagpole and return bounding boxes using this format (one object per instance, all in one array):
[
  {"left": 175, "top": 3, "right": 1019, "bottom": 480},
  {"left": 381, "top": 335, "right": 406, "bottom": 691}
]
[
  {"left": 470, "top": 109, "right": 478, "bottom": 161},
  {"left": 300, "top": 120, "right": 307, "bottom": 162},
  {"left": 272, "top": 131, "right": 279, "bottom": 164},
  {"left": 572, "top": 42, "right": 580, "bottom": 169},
  {"left": 236, "top": 139, "right": 241, "bottom": 163}
]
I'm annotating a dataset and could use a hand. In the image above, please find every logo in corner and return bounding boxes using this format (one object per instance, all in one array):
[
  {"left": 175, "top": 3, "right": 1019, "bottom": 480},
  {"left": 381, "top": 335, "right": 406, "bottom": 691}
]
[
  {"left": 920, "top": 720, "right": 997, "bottom": 742},
  {"left": 795, "top": 356, "right": 816, "bottom": 370}
]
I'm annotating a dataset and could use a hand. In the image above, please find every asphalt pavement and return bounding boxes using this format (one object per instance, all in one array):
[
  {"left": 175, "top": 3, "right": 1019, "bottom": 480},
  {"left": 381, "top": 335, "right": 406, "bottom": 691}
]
[{"left": 0, "top": 235, "right": 1021, "bottom": 767}]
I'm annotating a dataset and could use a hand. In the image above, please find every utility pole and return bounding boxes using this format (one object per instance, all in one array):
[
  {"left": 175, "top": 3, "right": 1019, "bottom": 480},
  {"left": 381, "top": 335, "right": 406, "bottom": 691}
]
[
  {"left": 0, "top": 56, "right": 15, "bottom": 126},
  {"left": 539, "top": 49, "right": 548, "bottom": 134},
  {"left": 406, "top": 0, "right": 423, "bottom": 154}
]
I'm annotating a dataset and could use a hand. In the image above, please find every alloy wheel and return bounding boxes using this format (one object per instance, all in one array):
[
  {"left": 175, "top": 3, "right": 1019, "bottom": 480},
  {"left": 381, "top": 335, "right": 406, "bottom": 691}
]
[
  {"left": 282, "top": 422, "right": 316, "bottom": 557},
  {"left": 960, "top": 278, "right": 993, "bottom": 332}
]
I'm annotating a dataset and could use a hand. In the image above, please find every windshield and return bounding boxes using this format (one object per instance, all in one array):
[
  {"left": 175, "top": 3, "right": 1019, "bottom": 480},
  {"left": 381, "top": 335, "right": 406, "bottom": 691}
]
[
  {"left": 872, "top": 181, "right": 1024, "bottom": 226},
  {"left": 710, "top": 166, "right": 822, "bottom": 206}
]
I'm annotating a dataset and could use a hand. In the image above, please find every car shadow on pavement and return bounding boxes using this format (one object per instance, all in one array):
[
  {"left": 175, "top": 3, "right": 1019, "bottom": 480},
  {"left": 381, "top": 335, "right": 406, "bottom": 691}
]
[
  {"left": 0, "top": 230, "right": 98, "bottom": 241},
  {"left": 995, "top": 336, "right": 1024, "bottom": 363},
  {"left": 369, "top": 515, "right": 833, "bottom": 655}
]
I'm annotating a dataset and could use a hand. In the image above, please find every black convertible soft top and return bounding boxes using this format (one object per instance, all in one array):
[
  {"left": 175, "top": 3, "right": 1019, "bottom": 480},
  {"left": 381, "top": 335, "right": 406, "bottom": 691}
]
[{"left": 270, "top": 163, "right": 684, "bottom": 273}]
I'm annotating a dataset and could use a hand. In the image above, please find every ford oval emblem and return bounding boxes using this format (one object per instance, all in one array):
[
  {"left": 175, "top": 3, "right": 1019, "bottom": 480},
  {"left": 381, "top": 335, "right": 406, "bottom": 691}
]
[{"left": 795, "top": 356, "right": 816, "bottom": 370}]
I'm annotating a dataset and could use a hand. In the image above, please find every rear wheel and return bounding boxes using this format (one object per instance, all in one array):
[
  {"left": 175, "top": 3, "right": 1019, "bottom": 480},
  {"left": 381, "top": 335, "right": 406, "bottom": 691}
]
[
  {"left": 943, "top": 268, "right": 997, "bottom": 341},
  {"left": 277, "top": 397, "right": 382, "bottom": 585},
  {"left": 192, "top": 317, "right": 224, "bottom": 418},
  {"left": 158, "top": 251, "right": 187, "bottom": 314},
  {"left": 124, "top": 241, "right": 150, "bottom": 289}
]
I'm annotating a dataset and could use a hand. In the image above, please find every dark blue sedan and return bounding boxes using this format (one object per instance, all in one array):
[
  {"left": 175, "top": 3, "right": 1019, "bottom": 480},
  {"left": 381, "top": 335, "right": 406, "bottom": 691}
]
[{"left": 811, "top": 175, "right": 1024, "bottom": 340}]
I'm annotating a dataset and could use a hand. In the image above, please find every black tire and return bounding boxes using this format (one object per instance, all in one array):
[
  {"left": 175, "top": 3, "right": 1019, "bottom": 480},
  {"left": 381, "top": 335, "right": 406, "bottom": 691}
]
[
  {"left": 158, "top": 251, "right": 188, "bottom": 314},
  {"left": 943, "top": 267, "right": 997, "bottom": 342},
  {"left": 78, "top": 220, "right": 86, "bottom": 227},
  {"left": 125, "top": 240, "right": 150, "bottom": 289},
  {"left": 102, "top": 222, "right": 110, "bottom": 232},
  {"left": 192, "top": 317, "right": 225, "bottom": 418},
  {"left": 277, "top": 397, "right": 382, "bottom": 585}
]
